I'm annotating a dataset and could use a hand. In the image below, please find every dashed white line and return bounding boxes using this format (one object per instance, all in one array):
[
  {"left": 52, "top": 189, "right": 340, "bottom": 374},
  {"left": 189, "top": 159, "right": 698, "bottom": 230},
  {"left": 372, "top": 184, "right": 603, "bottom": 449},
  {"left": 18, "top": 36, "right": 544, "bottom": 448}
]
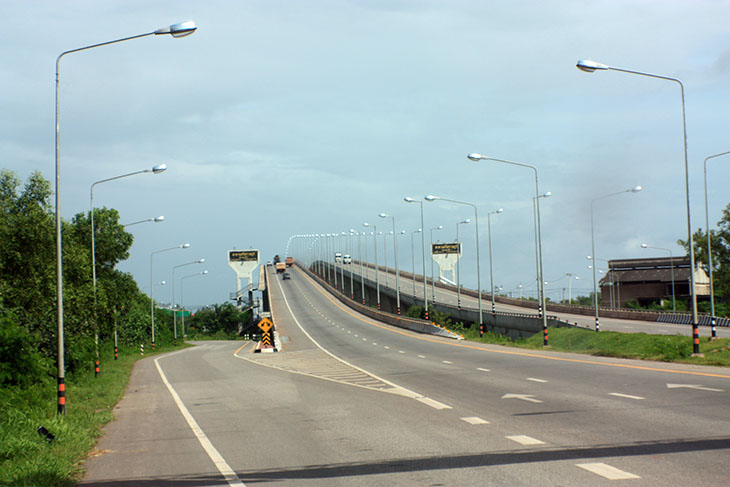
[
  {"left": 461, "top": 416, "right": 490, "bottom": 425},
  {"left": 576, "top": 463, "right": 641, "bottom": 480},
  {"left": 609, "top": 392, "right": 645, "bottom": 400},
  {"left": 477, "top": 368, "right": 491, "bottom": 372},
  {"left": 506, "top": 435, "right": 545, "bottom": 446},
  {"left": 442, "top": 361, "right": 453, "bottom": 364},
  {"left": 418, "top": 355, "right": 426, "bottom": 359},
  {"left": 527, "top": 378, "right": 548, "bottom": 383},
  {"left": 384, "top": 346, "right": 390, "bottom": 350},
  {"left": 399, "top": 351, "right": 405, "bottom": 354}
]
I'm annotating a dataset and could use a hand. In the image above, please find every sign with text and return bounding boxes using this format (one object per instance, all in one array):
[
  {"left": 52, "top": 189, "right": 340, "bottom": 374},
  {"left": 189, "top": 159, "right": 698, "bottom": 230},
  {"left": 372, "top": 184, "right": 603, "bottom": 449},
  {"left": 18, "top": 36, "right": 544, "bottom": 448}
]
[
  {"left": 432, "top": 242, "right": 461, "bottom": 255},
  {"left": 229, "top": 250, "right": 259, "bottom": 262}
]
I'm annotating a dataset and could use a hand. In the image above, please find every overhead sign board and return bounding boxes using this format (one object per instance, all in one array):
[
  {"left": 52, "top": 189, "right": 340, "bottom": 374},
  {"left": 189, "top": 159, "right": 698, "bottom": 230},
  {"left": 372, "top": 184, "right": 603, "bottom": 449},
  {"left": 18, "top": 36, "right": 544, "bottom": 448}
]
[
  {"left": 229, "top": 250, "right": 259, "bottom": 262},
  {"left": 432, "top": 242, "right": 461, "bottom": 255}
]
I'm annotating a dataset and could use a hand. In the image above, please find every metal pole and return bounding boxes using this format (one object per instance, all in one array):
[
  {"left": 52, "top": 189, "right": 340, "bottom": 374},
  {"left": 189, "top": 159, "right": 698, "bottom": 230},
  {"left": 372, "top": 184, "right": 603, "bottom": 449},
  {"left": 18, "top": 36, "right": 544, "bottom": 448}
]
[{"left": 704, "top": 151, "right": 730, "bottom": 338}]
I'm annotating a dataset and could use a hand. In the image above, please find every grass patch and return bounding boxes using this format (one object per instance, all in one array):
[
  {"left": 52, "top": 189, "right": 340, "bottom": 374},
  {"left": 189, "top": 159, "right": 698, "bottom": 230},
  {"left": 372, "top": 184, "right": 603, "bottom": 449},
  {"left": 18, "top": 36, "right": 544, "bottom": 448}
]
[
  {"left": 0, "top": 341, "right": 192, "bottom": 487},
  {"left": 454, "top": 326, "right": 730, "bottom": 366}
]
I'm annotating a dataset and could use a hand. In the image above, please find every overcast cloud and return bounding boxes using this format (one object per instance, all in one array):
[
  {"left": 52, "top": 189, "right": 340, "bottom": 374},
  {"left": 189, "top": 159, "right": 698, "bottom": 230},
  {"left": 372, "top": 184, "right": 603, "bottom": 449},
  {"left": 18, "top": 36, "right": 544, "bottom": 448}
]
[{"left": 2, "top": 0, "right": 729, "bottom": 306}]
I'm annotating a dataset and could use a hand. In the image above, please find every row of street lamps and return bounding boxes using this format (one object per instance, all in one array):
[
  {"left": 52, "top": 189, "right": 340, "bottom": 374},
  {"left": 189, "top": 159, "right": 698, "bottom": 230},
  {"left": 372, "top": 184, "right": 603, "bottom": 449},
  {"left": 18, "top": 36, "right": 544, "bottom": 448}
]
[{"left": 54, "top": 21, "right": 197, "bottom": 414}]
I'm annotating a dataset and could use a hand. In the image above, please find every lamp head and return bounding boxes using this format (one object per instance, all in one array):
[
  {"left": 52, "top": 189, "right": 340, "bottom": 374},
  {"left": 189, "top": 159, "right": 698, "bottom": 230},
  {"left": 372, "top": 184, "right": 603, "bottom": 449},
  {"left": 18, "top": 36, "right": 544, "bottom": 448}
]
[
  {"left": 496, "top": 208, "right": 504, "bottom": 214},
  {"left": 437, "top": 225, "right": 443, "bottom": 230},
  {"left": 543, "top": 191, "right": 552, "bottom": 198},
  {"left": 198, "top": 258, "right": 205, "bottom": 263},
  {"left": 155, "top": 20, "right": 197, "bottom": 38},
  {"left": 154, "top": 216, "right": 165, "bottom": 222},
  {"left": 201, "top": 270, "right": 208, "bottom": 275},
  {"left": 641, "top": 243, "right": 648, "bottom": 248},
  {"left": 363, "top": 223, "right": 370, "bottom": 228},
  {"left": 400, "top": 230, "right": 406, "bottom": 234},
  {"left": 404, "top": 197, "right": 415, "bottom": 203},
  {"left": 576, "top": 59, "right": 609, "bottom": 72},
  {"left": 467, "top": 153, "right": 484, "bottom": 162},
  {"left": 181, "top": 243, "right": 190, "bottom": 248},
  {"left": 631, "top": 185, "right": 642, "bottom": 193},
  {"left": 151, "top": 163, "right": 167, "bottom": 174},
  {"left": 424, "top": 195, "right": 438, "bottom": 201},
  {"left": 160, "top": 280, "right": 166, "bottom": 285},
  {"left": 379, "top": 213, "right": 388, "bottom": 218}
]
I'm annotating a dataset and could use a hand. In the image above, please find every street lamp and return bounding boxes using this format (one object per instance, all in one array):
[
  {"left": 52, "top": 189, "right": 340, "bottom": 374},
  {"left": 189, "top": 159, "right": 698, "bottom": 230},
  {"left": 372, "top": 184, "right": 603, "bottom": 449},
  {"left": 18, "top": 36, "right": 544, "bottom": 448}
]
[
  {"left": 590, "top": 186, "right": 642, "bottom": 331},
  {"left": 181, "top": 270, "right": 208, "bottom": 339},
  {"left": 172, "top": 258, "right": 205, "bottom": 344},
  {"left": 380, "top": 213, "right": 402, "bottom": 314},
  {"left": 426, "top": 193, "right": 483, "bottom": 333},
  {"left": 405, "top": 197, "right": 429, "bottom": 319},
  {"left": 89, "top": 163, "right": 167, "bottom": 377},
  {"left": 363, "top": 223, "right": 380, "bottom": 309},
  {"left": 533, "top": 192, "right": 551, "bottom": 304},
  {"left": 455, "top": 219, "right": 470, "bottom": 308},
  {"left": 410, "top": 228, "right": 423, "bottom": 299},
  {"left": 487, "top": 208, "right": 504, "bottom": 315},
  {"left": 151, "top": 243, "right": 190, "bottom": 349},
  {"left": 468, "top": 153, "right": 547, "bottom": 344},
  {"left": 577, "top": 59, "right": 700, "bottom": 352},
  {"left": 54, "top": 20, "right": 196, "bottom": 414},
  {"left": 427, "top": 222, "right": 444, "bottom": 302},
  {"left": 703, "top": 150, "right": 730, "bottom": 339},
  {"left": 123, "top": 215, "right": 165, "bottom": 226},
  {"left": 565, "top": 274, "right": 580, "bottom": 304},
  {"left": 641, "top": 243, "right": 676, "bottom": 312}
]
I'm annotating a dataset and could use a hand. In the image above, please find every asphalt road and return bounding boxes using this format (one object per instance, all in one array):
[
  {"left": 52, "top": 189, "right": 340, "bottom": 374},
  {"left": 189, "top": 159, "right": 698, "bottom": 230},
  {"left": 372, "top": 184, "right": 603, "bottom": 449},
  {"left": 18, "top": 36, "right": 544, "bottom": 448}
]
[
  {"left": 337, "top": 261, "right": 730, "bottom": 338},
  {"left": 81, "top": 266, "right": 730, "bottom": 486}
]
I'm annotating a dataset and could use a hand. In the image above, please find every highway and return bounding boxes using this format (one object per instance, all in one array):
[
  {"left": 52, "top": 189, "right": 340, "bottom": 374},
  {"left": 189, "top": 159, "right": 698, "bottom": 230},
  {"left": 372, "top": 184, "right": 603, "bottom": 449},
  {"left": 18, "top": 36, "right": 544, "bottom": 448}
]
[
  {"left": 334, "top": 261, "right": 730, "bottom": 338},
  {"left": 82, "top": 265, "right": 730, "bottom": 486}
]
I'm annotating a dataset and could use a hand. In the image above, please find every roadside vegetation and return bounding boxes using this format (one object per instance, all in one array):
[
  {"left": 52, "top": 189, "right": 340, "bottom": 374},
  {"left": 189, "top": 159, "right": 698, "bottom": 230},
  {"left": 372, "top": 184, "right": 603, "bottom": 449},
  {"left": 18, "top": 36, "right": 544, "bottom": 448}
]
[{"left": 0, "top": 170, "right": 250, "bottom": 486}]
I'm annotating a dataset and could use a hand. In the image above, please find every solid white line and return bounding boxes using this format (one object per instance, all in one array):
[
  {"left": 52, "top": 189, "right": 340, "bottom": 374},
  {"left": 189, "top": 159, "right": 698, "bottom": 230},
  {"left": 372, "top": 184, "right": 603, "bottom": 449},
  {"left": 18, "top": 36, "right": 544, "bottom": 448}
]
[
  {"left": 155, "top": 355, "right": 246, "bottom": 487},
  {"left": 477, "top": 368, "right": 491, "bottom": 372},
  {"left": 609, "top": 392, "right": 645, "bottom": 400},
  {"left": 576, "top": 463, "right": 641, "bottom": 480},
  {"left": 416, "top": 397, "right": 452, "bottom": 410},
  {"left": 461, "top": 416, "right": 489, "bottom": 425},
  {"left": 527, "top": 378, "right": 548, "bottom": 383},
  {"left": 505, "top": 435, "right": 545, "bottom": 446}
]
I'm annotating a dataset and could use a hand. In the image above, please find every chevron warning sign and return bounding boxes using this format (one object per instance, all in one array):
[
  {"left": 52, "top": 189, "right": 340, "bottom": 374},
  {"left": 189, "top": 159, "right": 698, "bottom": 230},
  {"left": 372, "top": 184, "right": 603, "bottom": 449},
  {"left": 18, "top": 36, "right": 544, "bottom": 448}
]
[{"left": 261, "top": 331, "right": 272, "bottom": 348}]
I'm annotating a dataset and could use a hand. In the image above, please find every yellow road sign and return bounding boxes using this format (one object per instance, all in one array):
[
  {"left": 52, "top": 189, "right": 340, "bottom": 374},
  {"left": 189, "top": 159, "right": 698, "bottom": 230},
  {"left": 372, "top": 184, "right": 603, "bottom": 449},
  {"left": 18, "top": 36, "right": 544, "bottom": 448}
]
[{"left": 258, "top": 317, "right": 273, "bottom": 333}]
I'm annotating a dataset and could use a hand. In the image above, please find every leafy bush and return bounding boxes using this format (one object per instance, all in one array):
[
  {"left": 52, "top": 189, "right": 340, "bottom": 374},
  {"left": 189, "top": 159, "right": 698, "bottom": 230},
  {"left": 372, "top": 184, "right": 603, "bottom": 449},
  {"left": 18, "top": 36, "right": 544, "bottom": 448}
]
[{"left": 0, "top": 315, "right": 51, "bottom": 387}]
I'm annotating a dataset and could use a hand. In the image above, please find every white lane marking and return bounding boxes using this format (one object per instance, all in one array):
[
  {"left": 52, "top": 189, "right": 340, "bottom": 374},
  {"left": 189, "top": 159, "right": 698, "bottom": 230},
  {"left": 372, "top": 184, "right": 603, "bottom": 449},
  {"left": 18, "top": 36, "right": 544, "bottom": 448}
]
[
  {"left": 502, "top": 393, "right": 543, "bottom": 403},
  {"left": 274, "top": 270, "right": 450, "bottom": 407},
  {"left": 384, "top": 346, "right": 390, "bottom": 349},
  {"left": 506, "top": 435, "right": 545, "bottom": 446},
  {"left": 609, "top": 392, "right": 645, "bottom": 400},
  {"left": 416, "top": 397, "right": 452, "bottom": 410},
  {"left": 399, "top": 351, "right": 406, "bottom": 354},
  {"left": 372, "top": 343, "right": 377, "bottom": 346},
  {"left": 477, "top": 368, "right": 491, "bottom": 372},
  {"left": 418, "top": 355, "right": 426, "bottom": 359},
  {"left": 527, "top": 378, "right": 548, "bottom": 383},
  {"left": 362, "top": 338, "right": 367, "bottom": 341},
  {"left": 577, "top": 463, "right": 641, "bottom": 480},
  {"left": 442, "top": 361, "right": 453, "bottom": 364},
  {"left": 155, "top": 354, "right": 246, "bottom": 487},
  {"left": 667, "top": 383, "right": 724, "bottom": 392},
  {"left": 461, "top": 416, "right": 490, "bottom": 425}
]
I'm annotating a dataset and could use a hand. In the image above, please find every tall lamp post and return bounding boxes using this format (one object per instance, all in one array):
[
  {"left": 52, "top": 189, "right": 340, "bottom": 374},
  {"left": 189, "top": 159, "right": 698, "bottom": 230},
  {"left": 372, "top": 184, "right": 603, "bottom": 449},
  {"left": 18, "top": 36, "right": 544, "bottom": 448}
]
[
  {"left": 641, "top": 243, "right": 676, "bottom": 312},
  {"left": 404, "top": 197, "right": 429, "bottom": 319},
  {"left": 363, "top": 223, "right": 380, "bottom": 309},
  {"left": 410, "top": 228, "right": 423, "bottom": 299},
  {"left": 123, "top": 215, "right": 165, "bottom": 226},
  {"left": 54, "top": 20, "right": 196, "bottom": 415},
  {"left": 180, "top": 270, "right": 208, "bottom": 339},
  {"left": 703, "top": 150, "right": 730, "bottom": 339},
  {"left": 590, "top": 186, "right": 642, "bottom": 331},
  {"left": 427, "top": 224, "right": 443, "bottom": 301},
  {"left": 487, "top": 208, "right": 504, "bottom": 314},
  {"left": 426, "top": 194, "right": 483, "bottom": 335},
  {"left": 577, "top": 59, "right": 700, "bottom": 353},
  {"left": 89, "top": 164, "right": 166, "bottom": 376},
  {"left": 172, "top": 258, "right": 204, "bottom": 344},
  {"left": 467, "top": 154, "right": 547, "bottom": 344},
  {"left": 151, "top": 243, "right": 190, "bottom": 349},
  {"left": 455, "top": 219, "right": 470, "bottom": 308},
  {"left": 565, "top": 274, "right": 580, "bottom": 305},
  {"left": 380, "top": 213, "right": 402, "bottom": 315}
]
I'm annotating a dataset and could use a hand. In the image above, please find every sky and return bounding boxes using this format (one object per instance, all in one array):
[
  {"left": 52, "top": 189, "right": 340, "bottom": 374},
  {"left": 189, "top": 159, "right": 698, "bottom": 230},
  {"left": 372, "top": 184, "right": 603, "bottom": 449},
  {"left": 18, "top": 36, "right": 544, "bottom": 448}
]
[{"left": 2, "top": 0, "right": 729, "bottom": 308}]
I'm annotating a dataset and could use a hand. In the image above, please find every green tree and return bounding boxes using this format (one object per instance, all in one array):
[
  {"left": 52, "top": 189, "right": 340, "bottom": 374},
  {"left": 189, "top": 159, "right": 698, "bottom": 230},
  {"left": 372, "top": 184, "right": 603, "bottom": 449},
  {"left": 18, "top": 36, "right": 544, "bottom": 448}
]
[{"left": 678, "top": 202, "right": 730, "bottom": 300}]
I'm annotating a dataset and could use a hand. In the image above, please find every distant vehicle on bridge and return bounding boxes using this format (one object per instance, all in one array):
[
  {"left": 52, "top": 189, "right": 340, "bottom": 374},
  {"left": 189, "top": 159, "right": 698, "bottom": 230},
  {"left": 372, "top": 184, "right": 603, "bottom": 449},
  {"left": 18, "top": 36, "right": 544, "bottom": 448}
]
[
  {"left": 335, "top": 252, "right": 343, "bottom": 263},
  {"left": 286, "top": 257, "right": 294, "bottom": 267},
  {"left": 282, "top": 272, "right": 291, "bottom": 280},
  {"left": 343, "top": 254, "right": 352, "bottom": 264},
  {"left": 275, "top": 262, "right": 286, "bottom": 273}
]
